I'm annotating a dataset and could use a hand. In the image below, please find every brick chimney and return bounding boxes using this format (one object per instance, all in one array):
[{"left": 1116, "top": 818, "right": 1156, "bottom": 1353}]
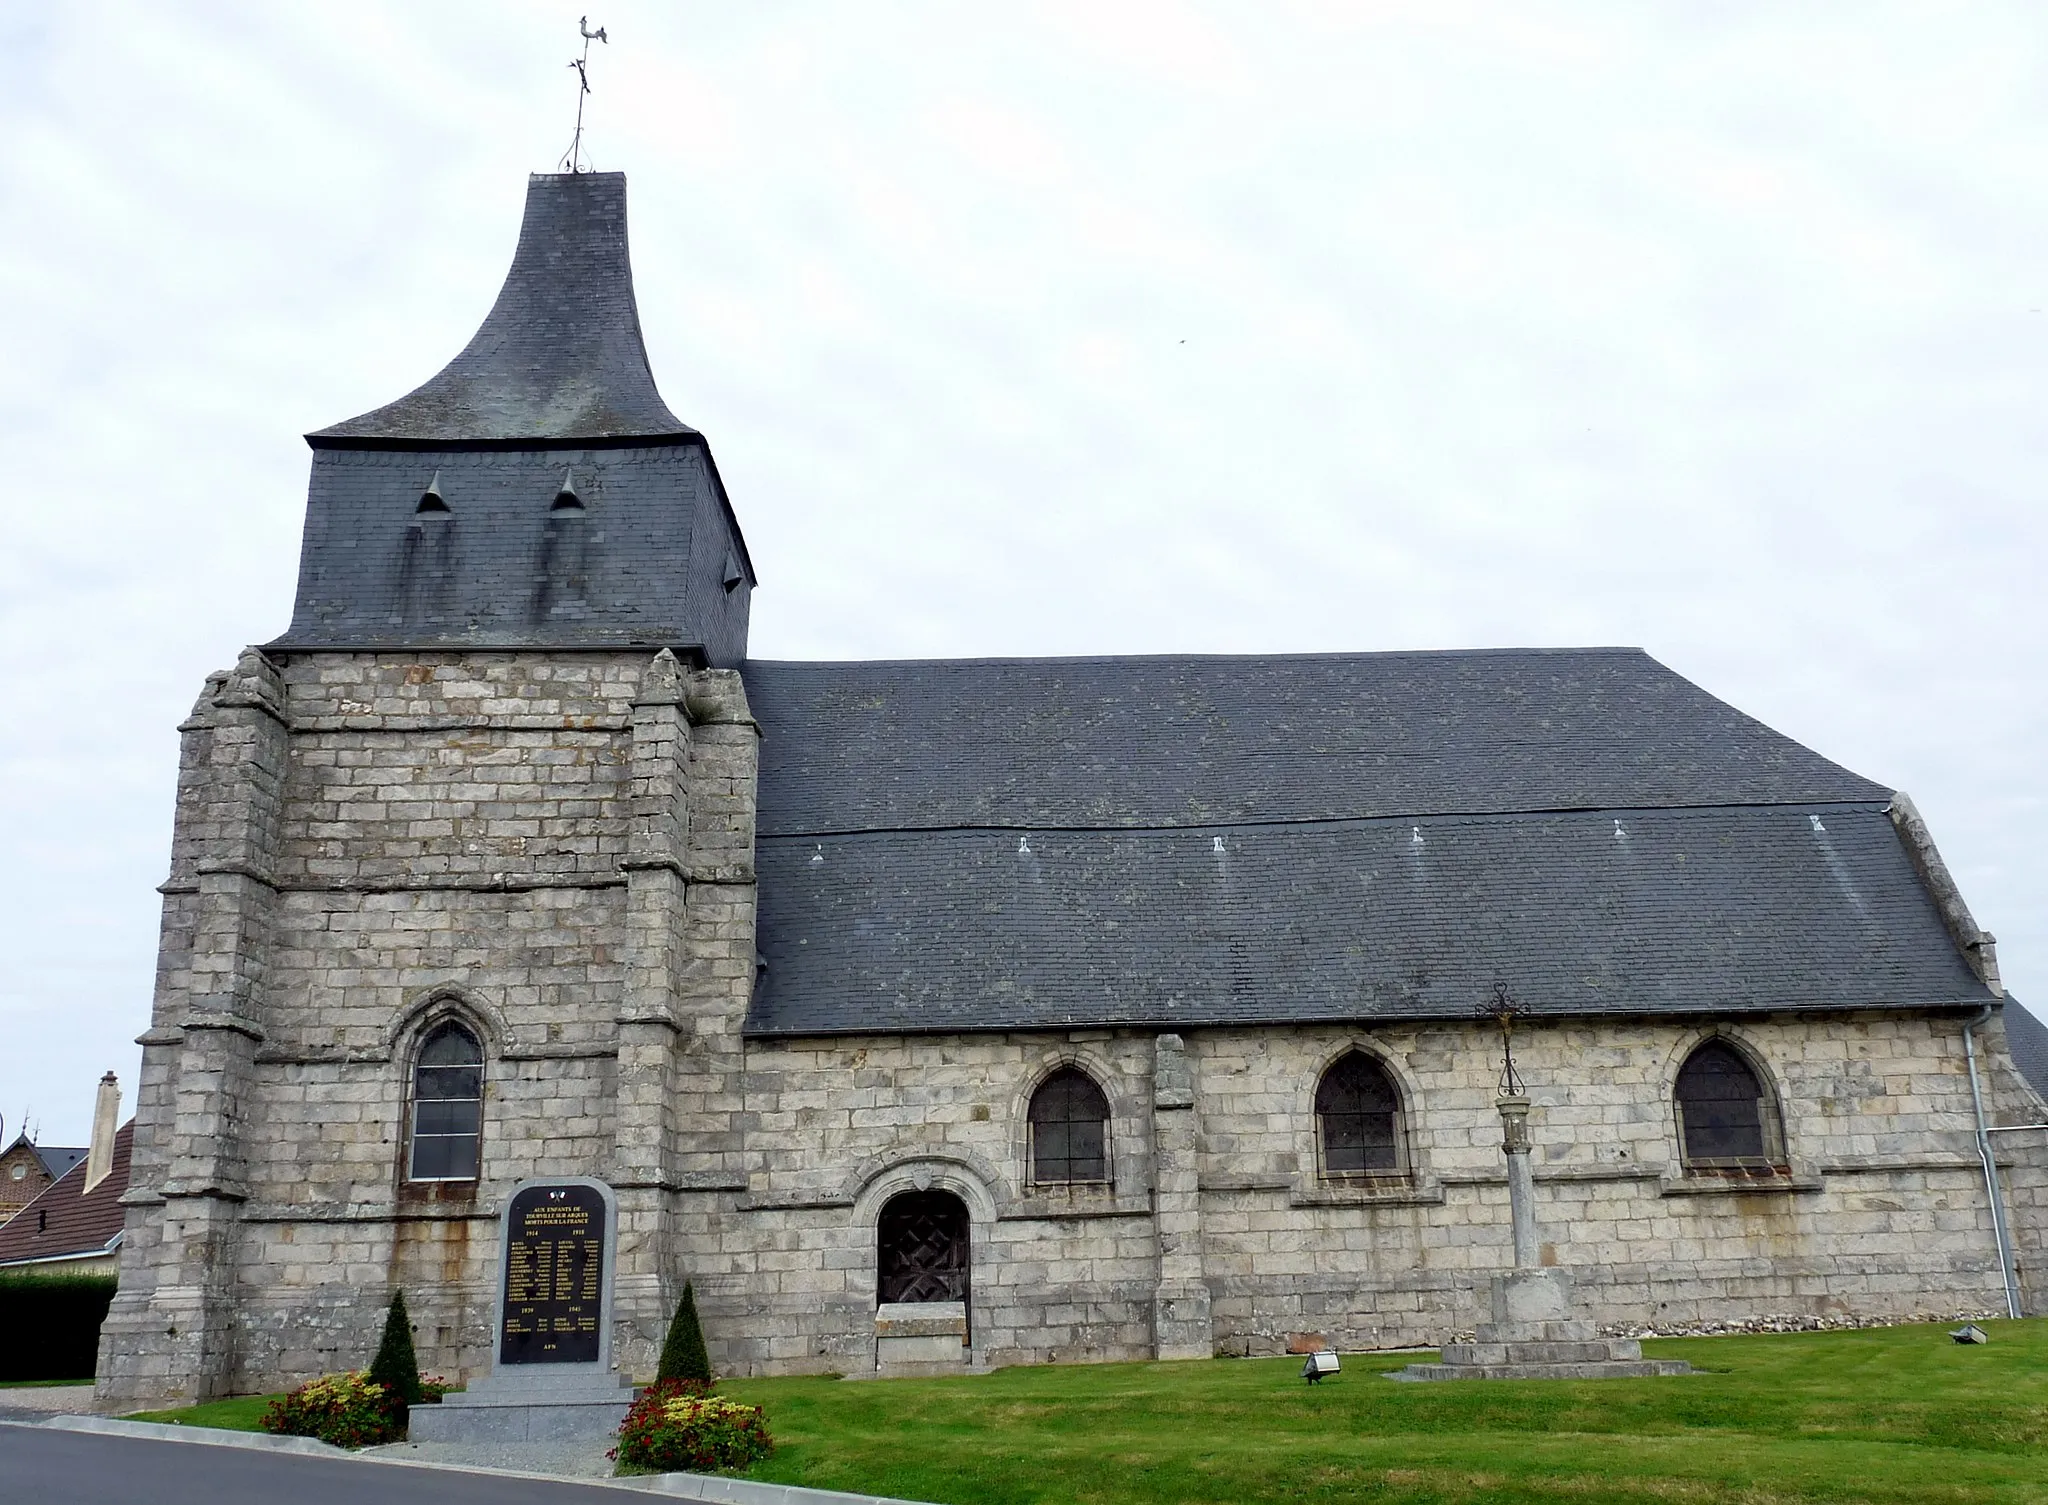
[{"left": 84, "top": 1072, "right": 120, "bottom": 1193}]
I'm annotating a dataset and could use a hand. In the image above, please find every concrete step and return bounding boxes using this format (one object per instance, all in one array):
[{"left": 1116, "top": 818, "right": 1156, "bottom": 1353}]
[
  {"left": 1391, "top": 1359, "right": 1695, "bottom": 1383},
  {"left": 1473, "top": 1319, "right": 1597, "bottom": 1344},
  {"left": 1440, "top": 1338, "right": 1644, "bottom": 1366}
]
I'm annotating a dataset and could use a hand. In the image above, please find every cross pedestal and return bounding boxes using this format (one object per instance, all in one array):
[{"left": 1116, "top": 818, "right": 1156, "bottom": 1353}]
[{"left": 1393, "top": 1094, "right": 1693, "bottom": 1382}]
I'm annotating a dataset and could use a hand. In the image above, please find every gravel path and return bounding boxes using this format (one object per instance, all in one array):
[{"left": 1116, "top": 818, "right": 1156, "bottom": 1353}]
[{"left": 0, "top": 1384, "right": 98, "bottom": 1417}]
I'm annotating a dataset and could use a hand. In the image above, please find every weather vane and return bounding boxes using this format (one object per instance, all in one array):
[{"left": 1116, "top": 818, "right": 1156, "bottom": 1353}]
[
  {"left": 559, "top": 16, "right": 609, "bottom": 173},
  {"left": 1476, "top": 981, "right": 1528, "bottom": 1097}
]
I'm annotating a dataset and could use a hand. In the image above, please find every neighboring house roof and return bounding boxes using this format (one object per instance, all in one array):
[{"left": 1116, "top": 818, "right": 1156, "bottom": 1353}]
[
  {"left": 742, "top": 649, "right": 1989, "bottom": 1036},
  {"left": 0, "top": 1123, "right": 131, "bottom": 1266},
  {"left": 0, "top": 1135, "right": 82, "bottom": 1183},
  {"left": 309, "top": 173, "right": 696, "bottom": 449},
  {"left": 35, "top": 1145, "right": 87, "bottom": 1181},
  {"left": 2005, "top": 1001, "right": 2048, "bottom": 1106}
]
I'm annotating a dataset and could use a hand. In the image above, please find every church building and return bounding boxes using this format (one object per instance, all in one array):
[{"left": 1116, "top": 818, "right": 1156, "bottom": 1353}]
[{"left": 95, "top": 172, "right": 2048, "bottom": 1405}]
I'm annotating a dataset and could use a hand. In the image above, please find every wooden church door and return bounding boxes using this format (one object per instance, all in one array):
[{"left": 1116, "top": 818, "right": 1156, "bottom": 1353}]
[{"left": 877, "top": 1189, "right": 971, "bottom": 1305}]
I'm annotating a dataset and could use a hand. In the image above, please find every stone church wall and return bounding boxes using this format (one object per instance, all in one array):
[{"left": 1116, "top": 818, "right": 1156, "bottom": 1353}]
[
  {"left": 98, "top": 642, "right": 2048, "bottom": 1405},
  {"left": 714, "top": 1012, "right": 2046, "bottom": 1376}
]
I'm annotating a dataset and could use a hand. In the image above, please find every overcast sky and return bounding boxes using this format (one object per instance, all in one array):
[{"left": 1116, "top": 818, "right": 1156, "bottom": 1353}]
[{"left": 2, "top": 2, "right": 2043, "bottom": 1144}]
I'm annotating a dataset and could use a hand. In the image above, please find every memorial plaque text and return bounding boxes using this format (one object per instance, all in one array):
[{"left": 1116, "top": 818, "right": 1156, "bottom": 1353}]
[{"left": 500, "top": 1183, "right": 606, "bottom": 1365}]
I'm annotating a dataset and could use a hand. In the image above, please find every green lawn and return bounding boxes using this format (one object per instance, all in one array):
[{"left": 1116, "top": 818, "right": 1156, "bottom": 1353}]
[
  {"left": 127, "top": 1393, "right": 275, "bottom": 1431},
  {"left": 126, "top": 1322, "right": 2048, "bottom": 1503},
  {"left": 715, "top": 1321, "right": 2048, "bottom": 1505}
]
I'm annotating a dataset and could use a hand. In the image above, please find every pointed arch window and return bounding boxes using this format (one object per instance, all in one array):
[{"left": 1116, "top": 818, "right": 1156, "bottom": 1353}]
[
  {"left": 1027, "top": 1067, "right": 1111, "bottom": 1186},
  {"left": 1675, "top": 1040, "right": 1783, "bottom": 1171},
  {"left": 1315, "top": 1051, "right": 1404, "bottom": 1180},
  {"left": 408, "top": 1022, "right": 483, "bottom": 1182}
]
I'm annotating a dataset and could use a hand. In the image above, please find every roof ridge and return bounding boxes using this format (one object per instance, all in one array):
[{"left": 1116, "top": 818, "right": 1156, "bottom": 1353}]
[{"left": 746, "top": 645, "right": 1652, "bottom": 671}]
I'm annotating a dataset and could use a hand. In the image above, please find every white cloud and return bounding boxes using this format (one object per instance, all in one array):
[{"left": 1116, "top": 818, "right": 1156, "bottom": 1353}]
[{"left": 1, "top": 0, "right": 2043, "bottom": 1139}]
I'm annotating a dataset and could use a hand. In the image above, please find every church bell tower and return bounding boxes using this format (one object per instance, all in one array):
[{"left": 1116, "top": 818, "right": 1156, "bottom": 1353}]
[
  {"left": 286, "top": 170, "right": 753, "bottom": 662},
  {"left": 97, "top": 173, "right": 762, "bottom": 1406}
]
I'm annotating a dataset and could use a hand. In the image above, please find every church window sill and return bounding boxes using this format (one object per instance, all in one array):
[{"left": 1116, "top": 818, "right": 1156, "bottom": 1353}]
[
  {"left": 999, "top": 1188, "right": 1151, "bottom": 1221},
  {"left": 1291, "top": 1175, "right": 1444, "bottom": 1208},
  {"left": 1659, "top": 1163, "right": 1821, "bottom": 1196}
]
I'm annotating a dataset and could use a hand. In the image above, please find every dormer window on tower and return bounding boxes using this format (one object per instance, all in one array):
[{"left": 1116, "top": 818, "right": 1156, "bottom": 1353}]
[{"left": 416, "top": 471, "right": 449, "bottom": 514}]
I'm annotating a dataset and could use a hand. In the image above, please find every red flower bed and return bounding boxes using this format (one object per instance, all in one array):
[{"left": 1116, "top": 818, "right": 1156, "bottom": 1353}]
[{"left": 612, "top": 1378, "right": 773, "bottom": 1474}]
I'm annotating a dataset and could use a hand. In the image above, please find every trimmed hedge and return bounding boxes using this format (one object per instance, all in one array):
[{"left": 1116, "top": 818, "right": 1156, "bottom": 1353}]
[{"left": 0, "top": 1274, "right": 117, "bottom": 1382}]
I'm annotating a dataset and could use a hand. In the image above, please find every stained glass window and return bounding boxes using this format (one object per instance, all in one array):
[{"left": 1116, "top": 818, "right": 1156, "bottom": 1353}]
[
  {"left": 1028, "top": 1068, "right": 1110, "bottom": 1185},
  {"left": 408, "top": 1022, "right": 483, "bottom": 1181},
  {"left": 1676, "top": 1040, "right": 1777, "bottom": 1168},
  {"left": 1316, "top": 1051, "right": 1402, "bottom": 1177}
]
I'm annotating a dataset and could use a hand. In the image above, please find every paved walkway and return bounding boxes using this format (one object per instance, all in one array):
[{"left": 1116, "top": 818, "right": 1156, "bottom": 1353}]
[
  {"left": 0, "top": 1423, "right": 645, "bottom": 1505},
  {"left": 365, "top": 1435, "right": 617, "bottom": 1479}
]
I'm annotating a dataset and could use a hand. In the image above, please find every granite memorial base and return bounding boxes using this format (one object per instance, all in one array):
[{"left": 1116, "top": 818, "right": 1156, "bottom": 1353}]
[
  {"left": 408, "top": 1368, "right": 637, "bottom": 1443},
  {"left": 1393, "top": 1269, "right": 1696, "bottom": 1382},
  {"left": 410, "top": 1176, "right": 638, "bottom": 1442}
]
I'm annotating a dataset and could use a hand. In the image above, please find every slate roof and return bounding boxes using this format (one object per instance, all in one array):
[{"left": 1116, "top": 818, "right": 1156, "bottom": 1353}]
[
  {"left": 0, "top": 1123, "right": 130, "bottom": 1265},
  {"left": 35, "top": 1145, "right": 86, "bottom": 1181},
  {"left": 269, "top": 445, "right": 753, "bottom": 664},
  {"left": 2006, "top": 1001, "right": 2048, "bottom": 1106},
  {"left": 275, "top": 172, "right": 756, "bottom": 664},
  {"left": 310, "top": 173, "right": 694, "bottom": 449},
  {"left": 743, "top": 649, "right": 1991, "bottom": 1035}
]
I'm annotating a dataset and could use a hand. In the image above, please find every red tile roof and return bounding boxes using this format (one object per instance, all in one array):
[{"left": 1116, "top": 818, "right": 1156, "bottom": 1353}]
[{"left": 0, "top": 1122, "right": 131, "bottom": 1267}]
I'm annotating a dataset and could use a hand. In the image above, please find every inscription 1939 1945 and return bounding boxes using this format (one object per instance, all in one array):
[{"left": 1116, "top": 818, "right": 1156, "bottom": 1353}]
[{"left": 501, "top": 1183, "right": 606, "bottom": 1364}]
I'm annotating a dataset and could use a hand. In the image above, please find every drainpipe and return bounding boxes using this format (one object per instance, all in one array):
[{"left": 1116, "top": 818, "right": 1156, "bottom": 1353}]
[{"left": 1962, "top": 1006, "right": 2023, "bottom": 1319}]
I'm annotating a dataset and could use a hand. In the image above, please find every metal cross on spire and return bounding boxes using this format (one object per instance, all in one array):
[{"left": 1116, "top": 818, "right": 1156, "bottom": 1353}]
[{"left": 559, "top": 16, "right": 609, "bottom": 174}]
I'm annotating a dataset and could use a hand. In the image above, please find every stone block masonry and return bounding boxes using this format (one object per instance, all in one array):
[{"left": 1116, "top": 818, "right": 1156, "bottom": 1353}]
[
  {"left": 97, "top": 643, "right": 2048, "bottom": 1406},
  {"left": 96, "top": 647, "right": 756, "bottom": 1406}
]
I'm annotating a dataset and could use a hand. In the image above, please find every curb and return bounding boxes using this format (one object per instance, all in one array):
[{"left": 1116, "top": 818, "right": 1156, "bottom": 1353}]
[
  {"left": 608, "top": 1472, "right": 930, "bottom": 1504},
  {"left": 23, "top": 1413, "right": 349, "bottom": 1457},
  {"left": 6, "top": 1415, "right": 930, "bottom": 1504},
  {"left": 362, "top": 1451, "right": 930, "bottom": 1504}
]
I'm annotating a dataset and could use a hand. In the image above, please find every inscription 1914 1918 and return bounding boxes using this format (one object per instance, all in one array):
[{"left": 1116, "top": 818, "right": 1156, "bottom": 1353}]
[{"left": 501, "top": 1183, "right": 607, "bottom": 1364}]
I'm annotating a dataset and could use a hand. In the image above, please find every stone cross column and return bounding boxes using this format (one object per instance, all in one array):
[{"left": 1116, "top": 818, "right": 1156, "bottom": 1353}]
[{"left": 1497, "top": 1093, "right": 1539, "bottom": 1269}]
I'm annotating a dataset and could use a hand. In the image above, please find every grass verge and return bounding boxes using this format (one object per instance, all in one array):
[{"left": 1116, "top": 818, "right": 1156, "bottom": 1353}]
[
  {"left": 127, "top": 1394, "right": 276, "bottom": 1432},
  {"left": 714, "top": 1320, "right": 2047, "bottom": 1505},
  {"left": 108, "top": 1321, "right": 2048, "bottom": 1502}
]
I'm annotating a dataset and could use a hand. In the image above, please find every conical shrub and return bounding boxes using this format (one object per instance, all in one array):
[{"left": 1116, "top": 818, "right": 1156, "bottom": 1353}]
[
  {"left": 367, "top": 1289, "right": 423, "bottom": 1408},
  {"left": 657, "top": 1280, "right": 713, "bottom": 1386}
]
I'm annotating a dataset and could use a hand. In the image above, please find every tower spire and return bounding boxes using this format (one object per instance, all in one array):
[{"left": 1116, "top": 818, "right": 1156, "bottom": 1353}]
[{"left": 309, "top": 172, "right": 692, "bottom": 447}]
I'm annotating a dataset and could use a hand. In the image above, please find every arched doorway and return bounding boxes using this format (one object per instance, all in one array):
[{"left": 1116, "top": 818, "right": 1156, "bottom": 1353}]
[{"left": 877, "top": 1188, "right": 970, "bottom": 1305}]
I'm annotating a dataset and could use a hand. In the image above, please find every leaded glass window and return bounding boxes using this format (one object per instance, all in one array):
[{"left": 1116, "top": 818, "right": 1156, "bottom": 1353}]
[
  {"left": 408, "top": 1022, "right": 483, "bottom": 1181},
  {"left": 1675, "top": 1040, "right": 1778, "bottom": 1169},
  {"left": 1028, "top": 1067, "right": 1110, "bottom": 1185},
  {"left": 1315, "top": 1051, "right": 1402, "bottom": 1178}
]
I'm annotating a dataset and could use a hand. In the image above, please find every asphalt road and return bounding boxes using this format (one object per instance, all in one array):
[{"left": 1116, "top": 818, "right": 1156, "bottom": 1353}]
[{"left": 0, "top": 1423, "right": 640, "bottom": 1505}]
